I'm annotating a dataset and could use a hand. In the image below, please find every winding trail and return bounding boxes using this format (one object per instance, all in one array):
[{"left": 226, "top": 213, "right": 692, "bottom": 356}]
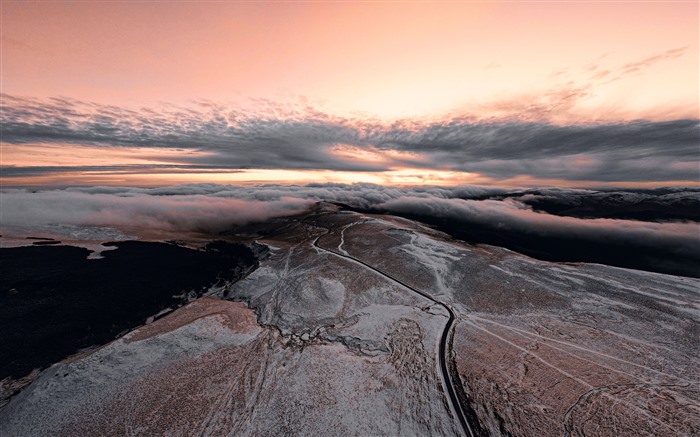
[{"left": 311, "top": 226, "right": 476, "bottom": 437}]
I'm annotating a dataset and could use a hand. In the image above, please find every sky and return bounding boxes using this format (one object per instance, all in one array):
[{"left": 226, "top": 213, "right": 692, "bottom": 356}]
[{"left": 1, "top": 1, "right": 698, "bottom": 188}]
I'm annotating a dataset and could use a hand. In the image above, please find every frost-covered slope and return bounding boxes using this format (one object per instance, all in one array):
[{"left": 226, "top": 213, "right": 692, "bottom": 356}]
[{"left": 1, "top": 203, "right": 697, "bottom": 436}]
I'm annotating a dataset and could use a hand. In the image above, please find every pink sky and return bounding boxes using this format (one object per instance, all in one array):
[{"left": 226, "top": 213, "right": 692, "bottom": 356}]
[
  {"left": 4, "top": 1, "right": 697, "bottom": 120},
  {"left": 1, "top": 2, "right": 698, "bottom": 187}
]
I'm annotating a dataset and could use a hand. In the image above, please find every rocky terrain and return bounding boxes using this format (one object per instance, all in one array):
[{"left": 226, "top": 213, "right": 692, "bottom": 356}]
[{"left": 1, "top": 203, "right": 698, "bottom": 436}]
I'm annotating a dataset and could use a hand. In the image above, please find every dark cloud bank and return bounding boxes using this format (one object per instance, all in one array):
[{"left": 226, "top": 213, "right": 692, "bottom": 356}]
[
  {"left": 2, "top": 184, "right": 699, "bottom": 278},
  {"left": 2, "top": 94, "right": 699, "bottom": 182}
]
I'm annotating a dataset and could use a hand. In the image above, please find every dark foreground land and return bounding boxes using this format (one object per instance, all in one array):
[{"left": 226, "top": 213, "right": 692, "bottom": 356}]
[{"left": 0, "top": 241, "right": 256, "bottom": 387}]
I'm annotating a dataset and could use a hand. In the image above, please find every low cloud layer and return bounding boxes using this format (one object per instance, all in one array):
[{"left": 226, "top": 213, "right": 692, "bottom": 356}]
[
  {"left": 0, "top": 184, "right": 503, "bottom": 234},
  {"left": 377, "top": 195, "right": 698, "bottom": 259},
  {"left": 0, "top": 189, "right": 312, "bottom": 234},
  {"left": 2, "top": 94, "right": 698, "bottom": 184},
  {"left": 1, "top": 184, "right": 698, "bottom": 266}
]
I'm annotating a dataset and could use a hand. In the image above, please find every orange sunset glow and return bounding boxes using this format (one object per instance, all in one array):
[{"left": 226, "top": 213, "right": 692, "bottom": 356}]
[{"left": 1, "top": 1, "right": 698, "bottom": 187}]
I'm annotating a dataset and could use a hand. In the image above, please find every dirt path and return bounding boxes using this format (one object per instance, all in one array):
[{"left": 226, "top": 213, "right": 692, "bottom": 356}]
[{"left": 312, "top": 227, "right": 476, "bottom": 437}]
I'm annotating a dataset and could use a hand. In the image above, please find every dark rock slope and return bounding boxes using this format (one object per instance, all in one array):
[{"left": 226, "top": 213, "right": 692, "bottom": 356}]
[{"left": 0, "top": 240, "right": 256, "bottom": 403}]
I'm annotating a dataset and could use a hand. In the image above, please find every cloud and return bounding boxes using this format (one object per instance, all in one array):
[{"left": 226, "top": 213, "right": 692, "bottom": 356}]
[
  {"left": 2, "top": 94, "right": 699, "bottom": 185},
  {"left": 2, "top": 183, "right": 698, "bottom": 276},
  {"left": 497, "top": 47, "right": 694, "bottom": 125},
  {"left": 618, "top": 47, "right": 687, "bottom": 77},
  {"left": 0, "top": 183, "right": 516, "bottom": 234},
  {"left": 573, "top": 47, "right": 688, "bottom": 86},
  {"left": 0, "top": 182, "right": 695, "bottom": 230},
  {"left": 0, "top": 164, "right": 230, "bottom": 178},
  {"left": 376, "top": 119, "right": 699, "bottom": 181},
  {"left": 375, "top": 195, "right": 698, "bottom": 258},
  {"left": 0, "top": 96, "right": 383, "bottom": 173},
  {"left": 0, "top": 184, "right": 504, "bottom": 239},
  {"left": 0, "top": 188, "right": 313, "bottom": 234}
]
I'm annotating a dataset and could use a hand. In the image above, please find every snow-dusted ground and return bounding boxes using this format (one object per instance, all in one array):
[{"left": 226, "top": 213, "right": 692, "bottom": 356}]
[
  {"left": 333, "top": 207, "right": 700, "bottom": 436},
  {"left": 1, "top": 203, "right": 698, "bottom": 436}
]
